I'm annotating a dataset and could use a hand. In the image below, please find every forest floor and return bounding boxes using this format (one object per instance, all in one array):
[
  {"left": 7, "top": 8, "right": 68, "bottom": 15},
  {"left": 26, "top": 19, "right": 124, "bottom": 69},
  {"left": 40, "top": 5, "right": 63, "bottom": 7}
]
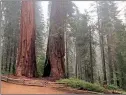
[
  {"left": 1, "top": 81, "right": 67, "bottom": 94},
  {"left": 1, "top": 75, "right": 100, "bottom": 94},
  {"left": 1, "top": 75, "right": 123, "bottom": 94},
  {"left": 1, "top": 81, "right": 97, "bottom": 94}
]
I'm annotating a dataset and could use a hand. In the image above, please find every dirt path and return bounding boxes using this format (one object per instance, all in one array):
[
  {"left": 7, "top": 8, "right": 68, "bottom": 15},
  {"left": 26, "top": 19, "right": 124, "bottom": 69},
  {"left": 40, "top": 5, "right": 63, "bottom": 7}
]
[{"left": 1, "top": 81, "right": 68, "bottom": 94}]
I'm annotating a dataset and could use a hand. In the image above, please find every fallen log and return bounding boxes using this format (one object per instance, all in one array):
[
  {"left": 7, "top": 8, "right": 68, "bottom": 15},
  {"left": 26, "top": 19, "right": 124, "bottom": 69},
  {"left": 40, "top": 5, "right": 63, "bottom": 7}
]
[{"left": 1, "top": 75, "right": 48, "bottom": 87}]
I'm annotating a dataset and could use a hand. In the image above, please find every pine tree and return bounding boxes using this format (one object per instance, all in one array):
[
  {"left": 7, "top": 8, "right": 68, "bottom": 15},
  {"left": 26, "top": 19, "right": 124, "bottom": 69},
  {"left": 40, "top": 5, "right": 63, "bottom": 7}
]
[
  {"left": 0, "top": 1, "right": 2, "bottom": 72},
  {"left": 96, "top": 1, "right": 122, "bottom": 85},
  {"left": 116, "top": 18, "right": 126, "bottom": 89},
  {"left": 68, "top": 11, "right": 95, "bottom": 82}
]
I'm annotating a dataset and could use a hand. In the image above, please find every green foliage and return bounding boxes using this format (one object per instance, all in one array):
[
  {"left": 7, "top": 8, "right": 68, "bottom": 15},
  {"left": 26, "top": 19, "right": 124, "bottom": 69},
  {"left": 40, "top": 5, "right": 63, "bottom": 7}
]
[
  {"left": 116, "top": 21, "right": 126, "bottom": 89},
  {"left": 106, "top": 85, "right": 119, "bottom": 90},
  {"left": 1, "top": 70, "right": 10, "bottom": 75},
  {"left": 1, "top": 64, "right": 16, "bottom": 75},
  {"left": 36, "top": 55, "right": 45, "bottom": 77},
  {"left": 106, "top": 85, "right": 126, "bottom": 94},
  {"left": 57, "top": 78, "right": 105, "bottom": 92}
]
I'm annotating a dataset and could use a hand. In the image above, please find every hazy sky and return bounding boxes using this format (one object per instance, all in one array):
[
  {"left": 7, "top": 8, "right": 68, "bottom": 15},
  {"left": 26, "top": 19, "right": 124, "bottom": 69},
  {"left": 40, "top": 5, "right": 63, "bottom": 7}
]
[{"left": 41, "top": 1, "right": 126, "bottom": 23}]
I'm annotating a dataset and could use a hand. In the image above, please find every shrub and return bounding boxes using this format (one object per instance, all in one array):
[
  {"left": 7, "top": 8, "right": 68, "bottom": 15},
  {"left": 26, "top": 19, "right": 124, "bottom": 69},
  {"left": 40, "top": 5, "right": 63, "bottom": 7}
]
[
  {"left": 57, "top": 78, "right": 105, "bottom": 92},
  {"left": 106, "top": 85, "right": 119, "bottom": 90}
]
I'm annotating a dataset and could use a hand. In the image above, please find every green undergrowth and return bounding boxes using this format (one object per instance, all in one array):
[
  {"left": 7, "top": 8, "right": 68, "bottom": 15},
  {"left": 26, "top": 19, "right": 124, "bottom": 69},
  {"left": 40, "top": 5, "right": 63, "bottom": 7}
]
[
  {"left": 57, "top": 78, "right": 126, "bottom": 93},
  {"left": 106, "top": 84, "right": 126, "bottom": 93},
  {"left": 36, "top": 55, "right": 45, "bottom": 77},
  {"left": 106, "top": 84, "right": 119, "bottom": 90},
  {"left": 57, "top": 78, "right": 105, "bottom": 92},
  {"left": 1, "top": 70, "right": 11, "bottom": 75}
]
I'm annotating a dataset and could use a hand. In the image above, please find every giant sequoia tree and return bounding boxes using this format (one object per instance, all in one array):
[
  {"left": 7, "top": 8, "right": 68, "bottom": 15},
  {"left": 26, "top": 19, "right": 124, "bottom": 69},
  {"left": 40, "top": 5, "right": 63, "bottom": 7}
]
[
  {"left": 43, "top": 0, "right": 66, "bottom": 79},
  {"left": 16, "top": 1, "right": 37, "bottom": 77},
  {"left": 43, "top": 0, "right": 74, "bottom": 79}
]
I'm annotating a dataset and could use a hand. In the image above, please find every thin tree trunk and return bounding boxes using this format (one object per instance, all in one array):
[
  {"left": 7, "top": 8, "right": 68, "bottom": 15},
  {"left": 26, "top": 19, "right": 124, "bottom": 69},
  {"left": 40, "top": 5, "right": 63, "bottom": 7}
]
[
  {"left": 96, "top": 2, "right": 107, "bottom": 85},
  {"left": 89, "top": 28, "right": 94, "bottom": 83},
  {"left": 107, "top": 34, "right": 114, "bottom": 84},
  {"left": 16, "top": 1, "right": 37, "bottom": 78},
  {"left": 9, "top": 46, "right": 13, "bottom": 73},
  {"left": 12, "top": 44, "right": 16, "bottom": 74},
  {"left": 75, "top": 39, "right": 78, "bottom": 78},
  {"left": 65, "top": 31, "right": 69, "bottom": 78},
  {"left": 0, "top": 1, "right": 2, "bottom": 69},
  {"left": 5, "top": 39, "right": 9, "bottom": 72},
  {"left": 101, "top": 34, "right": 107, "bottom": 85},
  {"left": 76, "top": 43, "right": 81, "bottom": 79}
]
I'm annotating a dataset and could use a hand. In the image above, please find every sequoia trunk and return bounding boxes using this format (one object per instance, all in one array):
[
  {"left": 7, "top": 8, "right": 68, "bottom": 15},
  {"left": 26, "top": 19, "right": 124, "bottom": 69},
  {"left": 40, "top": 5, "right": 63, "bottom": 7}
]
[
  {"left": 16, "top": 1, "right": 37, "bottom": 78},
  {"left": 43, "top": 0, "right": 67, "bottom": 79}
]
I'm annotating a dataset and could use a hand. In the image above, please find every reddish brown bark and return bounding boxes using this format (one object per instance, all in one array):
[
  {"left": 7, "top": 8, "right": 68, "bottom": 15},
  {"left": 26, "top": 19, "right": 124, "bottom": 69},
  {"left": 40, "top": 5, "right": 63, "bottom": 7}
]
[
  {"left": 16, "top": 1, "right": 37, "bottom": 78},
  {"left": 43, "top": 0, "right": 67, "bottom": 79}
]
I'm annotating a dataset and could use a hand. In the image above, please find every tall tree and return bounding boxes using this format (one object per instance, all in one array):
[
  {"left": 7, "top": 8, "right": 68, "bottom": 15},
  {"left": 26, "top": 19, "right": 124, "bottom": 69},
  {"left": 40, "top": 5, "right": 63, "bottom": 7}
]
[
  {"left": 16, "top": 1, "right": 37, "bottom": 77},
  {"left": 96, "top": 1, "right": 107, "bottom": 85},
  {"left": 0, "top": 1, "right": 2, "bottom": 72},
  {"left": 43, "top": 0, "right": 74, "bottom": 79},
  {"left": 96, "top": 1, "right": 121, "bottom": 85},
  {"left": 68, "top": 12, "right": 95, "bottom": 82},
  {"left": 89, "top": 25, "right": 94, "bottom": 83},
  {"left": 43, "top": 0, "right": 66, "bottom": 79},
  {"left": 64, "top": 3, "right": 78, "bottom": 78},
  {"left": 116, "top": 19, "right": 126, "bottom": 89}
]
